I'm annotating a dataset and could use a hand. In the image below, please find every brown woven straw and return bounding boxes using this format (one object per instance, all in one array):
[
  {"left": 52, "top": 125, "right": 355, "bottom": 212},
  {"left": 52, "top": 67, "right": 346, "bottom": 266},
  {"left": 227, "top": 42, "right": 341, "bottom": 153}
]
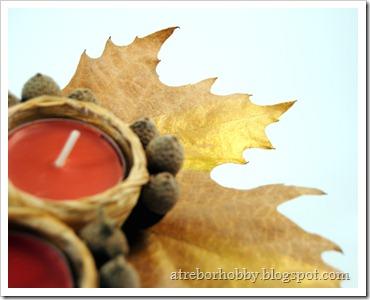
[
  {"left": 9, "top": 206, "right": 98, "bottom": 288},
  {"left": 8, "top": 96, "right": 148, "bottom": 229}
]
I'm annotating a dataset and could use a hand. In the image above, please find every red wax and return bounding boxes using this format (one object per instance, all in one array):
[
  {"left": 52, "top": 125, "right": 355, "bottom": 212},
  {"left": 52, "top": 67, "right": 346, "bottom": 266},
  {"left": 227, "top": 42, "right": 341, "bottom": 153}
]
[
  {"left": 9, "top": 231, "right": 74, "bottom": 288},
  {"left": 9, "top": 119, "right": 125, "bottom": 200}
]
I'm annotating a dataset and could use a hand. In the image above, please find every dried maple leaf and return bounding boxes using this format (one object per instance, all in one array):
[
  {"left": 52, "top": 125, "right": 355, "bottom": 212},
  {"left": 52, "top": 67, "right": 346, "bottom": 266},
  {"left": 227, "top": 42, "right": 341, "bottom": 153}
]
[
  {"left": 63, "top": 28, "right": 341, "bottom": 287},
  {"left": 63, "top": 27, "right": 294, "bottom": 171},
  {"left": 128, "top": 171, "right": 341, "bottom": 288}
]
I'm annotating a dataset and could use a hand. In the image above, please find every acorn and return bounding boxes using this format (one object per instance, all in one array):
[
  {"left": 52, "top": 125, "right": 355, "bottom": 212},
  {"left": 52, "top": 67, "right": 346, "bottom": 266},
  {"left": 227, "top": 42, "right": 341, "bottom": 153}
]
[
  {"left": 130, "top": 117, "right": 159, "bottom": 149},
  {"left": 68, "top": 88, "right": 99, "bottom": 104},
  {"left": 100, "top": 255, "right": 140, "bottom": 288},
  {"left": 8, "top": 91, "right": 19, "bottom": 107},
  {"left": 79, "top": 210, "right": 129, "bottom": 266},
  {"left": 146, "top": 135, "right": 184, "bottom": 175},
  {"left": 122, "top": 173, "right": 179, "bottom": 230},
  {"left": 141, "top": 172, "right": 179, "bottom": 215},
  {"left": 21, "top": 73, "right": 61, "bottom": 101}
]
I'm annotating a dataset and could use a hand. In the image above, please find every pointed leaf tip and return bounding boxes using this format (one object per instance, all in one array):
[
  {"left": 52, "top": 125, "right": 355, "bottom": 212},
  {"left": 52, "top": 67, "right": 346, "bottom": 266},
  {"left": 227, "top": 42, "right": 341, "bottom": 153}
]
[
  {"left": 80, "top": 49, "right": 88, "bottom": 59},
  {"left": 103, "top": 36, "right": 115, "bottom": 54},
  {"left": 143, "top": 26, "right": 178, "bottom": 44},
  {"left": 195, "top": 77, "right": 218, "bottom": 91}
]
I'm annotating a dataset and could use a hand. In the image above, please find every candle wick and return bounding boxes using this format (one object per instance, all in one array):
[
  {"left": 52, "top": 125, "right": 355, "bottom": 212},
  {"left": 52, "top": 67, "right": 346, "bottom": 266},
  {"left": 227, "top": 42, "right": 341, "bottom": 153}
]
[{"left": 54, "top": 130, "right": 81, "bottom": 168}]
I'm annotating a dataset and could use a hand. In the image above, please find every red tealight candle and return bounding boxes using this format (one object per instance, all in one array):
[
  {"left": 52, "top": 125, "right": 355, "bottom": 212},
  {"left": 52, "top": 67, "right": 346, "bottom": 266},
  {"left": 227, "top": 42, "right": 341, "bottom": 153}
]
[
  {"left": 9, "top": 119, "right": 125, "bottom": 200},
  {"left": 9, "top": 231, "right": 74, "bottom": 288}
]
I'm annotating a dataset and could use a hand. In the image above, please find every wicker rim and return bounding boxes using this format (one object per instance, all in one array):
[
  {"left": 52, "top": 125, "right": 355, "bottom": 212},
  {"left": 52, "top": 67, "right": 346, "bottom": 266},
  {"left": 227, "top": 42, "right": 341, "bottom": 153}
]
[
  {"left": 8, "top": 206, "right": 98, "bottom": 288},
  {"left": 8, "top": 96, "right": 149, "bottom": 228}
]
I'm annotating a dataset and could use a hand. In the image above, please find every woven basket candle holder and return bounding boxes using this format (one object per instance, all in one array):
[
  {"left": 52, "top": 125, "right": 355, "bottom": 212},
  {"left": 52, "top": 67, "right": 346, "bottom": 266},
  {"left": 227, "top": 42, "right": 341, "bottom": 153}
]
[
  {"left": 9, "top": 206, "right": 98, "bottom": 288},
  {"left": 8, "top": 96, "right": 149, "bottom": 229}
]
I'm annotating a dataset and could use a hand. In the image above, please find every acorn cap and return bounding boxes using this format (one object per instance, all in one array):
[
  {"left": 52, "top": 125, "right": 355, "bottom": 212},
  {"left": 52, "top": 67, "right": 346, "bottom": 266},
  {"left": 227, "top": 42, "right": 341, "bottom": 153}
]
[
  {"left": 146, "top": 135, "right": 184, "bottom": 175},
  {"left": 21, "top": 73, "right": 61, "bottom": 101},
  {"left": 8, "top": 91, "right": 19, "bottom": 107},
  {"left": 100, "top": 255, "right": 140, "bottom": 288},
  {"left": 130, "top": 117, "right": 159, "bottom": 149},
  {"left": 68, "top": 88, "right": 99, "bottom": 104},
  {"left": 140, "top": 172, "right": 179, "bottom": 215},
  {"left": 79, "top": 211, "right": 129, "bottom": 266}
]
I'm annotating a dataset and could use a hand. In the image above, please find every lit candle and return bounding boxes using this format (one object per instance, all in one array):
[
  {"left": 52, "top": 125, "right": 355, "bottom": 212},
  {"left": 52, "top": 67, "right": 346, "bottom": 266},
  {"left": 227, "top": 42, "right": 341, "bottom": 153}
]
[
  {"left": 9, "top": 231, "right": 74, "bottom": 288},
  {"left": 9, "top": 119, "right": 125, "bottom": 200}
]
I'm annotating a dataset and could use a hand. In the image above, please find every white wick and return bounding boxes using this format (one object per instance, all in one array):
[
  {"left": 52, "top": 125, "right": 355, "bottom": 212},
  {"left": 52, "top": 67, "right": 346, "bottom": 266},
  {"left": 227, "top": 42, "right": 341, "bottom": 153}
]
[{"left": 54, "top": 130, "right": 81, "bottom": 168}]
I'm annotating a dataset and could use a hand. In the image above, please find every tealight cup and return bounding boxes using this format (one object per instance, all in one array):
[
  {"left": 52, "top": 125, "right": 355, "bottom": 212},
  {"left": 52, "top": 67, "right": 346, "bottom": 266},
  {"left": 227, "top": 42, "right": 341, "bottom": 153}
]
[
  {"left": 8, "top": 96, "right": 148, "bottom": 229},
  {"left": 8, "top": 206, "right": 98, "bottom": 288}
]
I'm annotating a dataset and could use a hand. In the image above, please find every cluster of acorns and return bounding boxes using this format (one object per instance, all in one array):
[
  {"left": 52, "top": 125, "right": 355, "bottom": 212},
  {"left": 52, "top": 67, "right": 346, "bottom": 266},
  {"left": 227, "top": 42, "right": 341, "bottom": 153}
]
[
  {"left": 8, "top": 73, "right": 99, "bottom": 105},
  {"left": 9, "top": 73, "right": 184, "bottom": 288}
]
